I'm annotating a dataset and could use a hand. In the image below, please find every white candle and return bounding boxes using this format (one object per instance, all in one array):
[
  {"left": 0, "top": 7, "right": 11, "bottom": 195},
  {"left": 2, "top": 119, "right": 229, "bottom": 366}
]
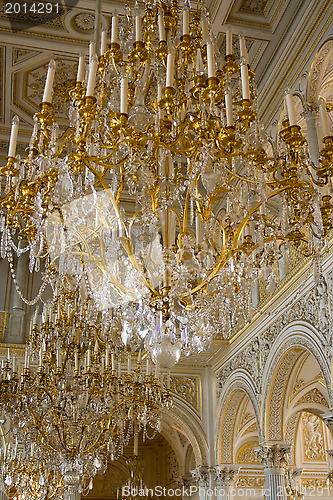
[
  {"left": 166, "top": 52, "right": 175, "bottom": 87},
  {"left": 285, "top": 91, "right": 297, "bottom": 126},
  {"left": 105, "top": 348, "right": 109, "bottom": 367},
  {"left": 283, "top": 95, "right": 288, "bottom": 118},
  {"left": 183, "top": 8, "right": 190, "bottom": 35},
  {"left": 195, "top": 48, "right": 204, "bottom": 74},
  {"left": 8, "top": 116, "right": 19, "bottom": 157},
  {"left": 89, "top": 40, "right": 96, "bottom": 61},
  {"left": 137, "top": 350, "right": 142, "bottom": 364},
  {"left": 226, "top": 26, "right": 232, "bottom": 56},
  {"left": 111, "top": 352, "right": 115, "bottom": 370},
  {"left": 76, "top": 55, "right": 85, "bottom": 83},
  {"left": 86, "top": 54, "right": 98, "bottom": 97},
  {"left": 154, "top": 363, "right": 159, "bottom": 379},
  {"left": 100, "top": 30, "right": 107, "bottom": 55},
  {"left": 225, "top": 91, "right": 234, "bottom": 126},
  {"left": 111, "top": 15, "right": 119, "bottom": 44},
  {"left": 241, "top": 62, "right": 250, "bottom": 100},
  {"left": 56, "top": 348, "right": 61, "bottom": 368},
  {"left": 12, "top": 356, "right": 16, "bottom": 373},
  {"left": 42, "top": 60, "right": 56, "bottom": 103},
  {"left": 24, "top": 350, "right": 29, "bottom": 369},
  {"left": 39, "top": 348, "right": 43, "bottom": 367},
  {"left": 135, "top": 15, "right": 142, "bottom": 42},
  {"left": 134, "top": 421, "right": 138, "bottom": 455},
  {"left": 87, "top": 349, "right": 91, "bottom": 367},
  {"left": 75, "top": 350, "right": 79, "bottom": 371},
  {"left": 207, "top": 43, "right": 216, "bottom": 78},
  {"left": 196, "top": 214, "right": 202, "bottom": 246},
  {"left": 7, "top": 348, "right": 10, "bottom": 361},
  {"left": 146, "top": 358, "right": 150, "bottom": 375},
  {"left": 201, "top": 16, "right": 209, "bottom": 44},
  {"left": 158, "top": 10, "right": 166, "bottom": 41},
  {"left": 239, "top": 36, "right": 248, "bottom": 65},
  {"left": 319, "top": 99, "right": 331, "bottom": 138},
  {"left": 127, "top": 355, "right": 131, "bottom": 374},
  {"left": 120, "top": 77, "right": 128, "bottom": 114}
]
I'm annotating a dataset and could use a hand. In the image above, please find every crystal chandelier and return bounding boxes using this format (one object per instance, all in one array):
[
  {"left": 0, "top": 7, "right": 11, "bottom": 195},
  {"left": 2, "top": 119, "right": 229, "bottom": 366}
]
[
  {"left": 0, "top": 276, "right": 171, "bottom": 496},
  {"left": 0, "top": 440, "right": 65, "bottom": 500},
  {"left": 0, "top": 0, "right": 332, "bottom": 365}
]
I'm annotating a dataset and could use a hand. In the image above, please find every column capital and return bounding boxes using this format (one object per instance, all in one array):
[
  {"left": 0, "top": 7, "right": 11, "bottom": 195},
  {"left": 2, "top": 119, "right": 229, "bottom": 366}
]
[
  {"left": 321, "top": 412, "right": 333, "bottom": 434},
  {"left": 214, "top": 465, "right": 239, "bottom": 488},
  {"left": 190, "top": 465, "right": 210, "bottom": 488},
  {"left": 177, "top": 473, "right": 193, "bottom": 489},
  {"left": 254, "top": 442, "right": 290, "bottom": 469},
  {"left": 300, "top": 102, "right": 318, "bottom": 117}
]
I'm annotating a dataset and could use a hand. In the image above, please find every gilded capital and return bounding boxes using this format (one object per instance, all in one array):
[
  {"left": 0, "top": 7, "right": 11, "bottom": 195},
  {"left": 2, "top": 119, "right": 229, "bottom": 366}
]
[{"left": 254, "top": 442, "right": 291, "bottom": 469}]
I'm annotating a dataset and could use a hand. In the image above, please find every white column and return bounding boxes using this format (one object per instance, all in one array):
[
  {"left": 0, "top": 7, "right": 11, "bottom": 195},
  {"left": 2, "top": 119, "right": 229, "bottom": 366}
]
[
  {"left": 69, "top": 487, "right": 81, "bottom": 500},
  {"left": 327, "top": 450, "right": 333, "bottom": 488},
  {"left": 8, "top": 238, "right": 28, "bottom": 343},
  {"left": 179, "top": 473, "right": 194, "bottom": 500},
  {"left": 322, "top": 413, "right": 333, "bottom": 487},
  {"left": 0, "top": 478, "right": 5, "bottom": 500},
  {"left": 215, "top": 466, "right": 239, "bottom": 500},
  {"left": 191, "top": 466, "right": 209, "bottom": 500},
  {"left": 255, "top": 442, "right": 290, "bottom": 500}
]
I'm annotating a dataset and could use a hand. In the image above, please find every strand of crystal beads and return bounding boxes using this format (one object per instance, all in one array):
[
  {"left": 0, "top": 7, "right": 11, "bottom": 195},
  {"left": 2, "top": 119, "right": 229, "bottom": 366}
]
[{"left": 8, "top": 258, "right": 49, "bottom": 306}]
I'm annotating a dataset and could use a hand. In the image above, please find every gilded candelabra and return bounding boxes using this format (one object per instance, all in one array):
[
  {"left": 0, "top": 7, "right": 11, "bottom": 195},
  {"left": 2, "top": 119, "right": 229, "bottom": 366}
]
[
  {"left": 0, "top": 0, "right": 332, "bottom": 359},
  {"left": 0, "top": 276, "right": 171, "bottom": 495}
]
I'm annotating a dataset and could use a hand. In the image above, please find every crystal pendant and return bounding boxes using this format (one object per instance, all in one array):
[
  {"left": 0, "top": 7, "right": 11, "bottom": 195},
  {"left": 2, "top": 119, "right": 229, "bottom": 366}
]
[{"left": 150, "top": 336, "right": 182, "bottom": 369}]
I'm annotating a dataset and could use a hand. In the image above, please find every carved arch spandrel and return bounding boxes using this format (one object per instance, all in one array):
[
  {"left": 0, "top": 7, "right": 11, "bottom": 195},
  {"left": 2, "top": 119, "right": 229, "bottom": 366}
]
[
  {"left": 307, "top": 39, "right": 333, "bottom": 103},
  {"left": 262, "top": 321, "right": 332, "bottom": 442},
  {"left": 216, "top": 370, "right": 261, "bottom": 465},
  {"left": 162, "top": 399, "right": 209, "bottom": 468}
]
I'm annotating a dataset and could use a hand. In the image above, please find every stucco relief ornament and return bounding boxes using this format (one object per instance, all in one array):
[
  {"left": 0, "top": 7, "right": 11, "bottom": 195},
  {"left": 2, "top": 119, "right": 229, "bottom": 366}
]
[
  {"left": 74, "top": 13, "right": 95, "bottom": 31},
  {"left": 215, "top": 466, "right": 239, "bottom": 488},
  {"left": 216, "top": 336, "right": 264, "bottom": 398},
  {"left": 190, "top": 466, "right": 209, "bottom": 488},
  {"left": 254, "top": 442, "right": 291, "bottom": 470},
  {"left": 325, "top": 270, "right": 333, "bottom": 358}
]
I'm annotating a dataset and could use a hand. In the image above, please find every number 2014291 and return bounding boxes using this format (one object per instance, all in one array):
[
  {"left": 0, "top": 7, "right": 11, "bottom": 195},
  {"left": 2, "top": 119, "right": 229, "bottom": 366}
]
[{"left": 5, "top": 2, "right": 60, "bottom": 14}]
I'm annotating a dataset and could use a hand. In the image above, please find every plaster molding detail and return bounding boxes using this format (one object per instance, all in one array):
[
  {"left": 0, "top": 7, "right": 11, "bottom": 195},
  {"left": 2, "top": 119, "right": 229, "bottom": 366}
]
[
  {"left": 214, "top": 466, "right": 239, "bottom": 488},
  {"left": 307, "top": 39, "right": 333, "bottom": 103},
  {"left": 296, "top": 388, "right": 328, "bottom": 407},
  {"left": 170, "top": 376, "right": 198, "bottom": 410},
  {"left": 217, "top": 286, "right": 331, "bottom": 402},
  {"left": 285, "top": 413, "right": 300, "bottom": 465},
  {"left": 162, "top": 407, "right": 208, "bottom": 467},
  {"left": 235, "top": 441, "right": 261, "bottom": 464},
  {"left": 321, "top": 411, "right": 333, "bottom": 436},
  {"left": 216, "top": 374, "right": 262, "bottom": 464},
  {"left": 254, "top": 442, "right": 290, "bottom": 470},
  {"left": 190, "top": 465, "right": 209, "bottom": 488},
  {"left": 267, "top": 349, "right": 301, "bottom": 441}
]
